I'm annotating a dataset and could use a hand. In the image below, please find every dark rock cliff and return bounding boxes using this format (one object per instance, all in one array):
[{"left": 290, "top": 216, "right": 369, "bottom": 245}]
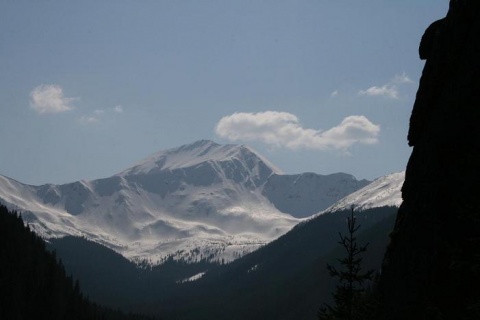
[{"left": 379, "top": 1, "right": 480, "bottom": 319}]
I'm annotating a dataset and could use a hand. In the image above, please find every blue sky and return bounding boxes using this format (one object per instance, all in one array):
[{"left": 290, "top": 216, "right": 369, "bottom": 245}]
[{"left": 0, "top": 1, "right": 448, "bottom": 185}]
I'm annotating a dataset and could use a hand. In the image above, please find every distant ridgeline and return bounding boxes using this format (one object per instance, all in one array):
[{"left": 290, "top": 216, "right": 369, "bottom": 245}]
[
  {"left": 0, "top": 205, "right": 152, "bottom": 320},
  {"left": 379, "top": 1, "right": 480, "bottom": 319}
]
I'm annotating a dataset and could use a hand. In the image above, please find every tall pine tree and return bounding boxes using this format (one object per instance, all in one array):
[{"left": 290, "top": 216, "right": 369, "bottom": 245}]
[{"left": 318, "top": 207, "right": 375, "bottom": 320}]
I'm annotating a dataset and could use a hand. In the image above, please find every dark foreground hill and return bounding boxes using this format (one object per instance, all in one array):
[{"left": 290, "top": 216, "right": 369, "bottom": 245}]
[{"left": 0, "top": 205, "right": 152, "bottom": 320}]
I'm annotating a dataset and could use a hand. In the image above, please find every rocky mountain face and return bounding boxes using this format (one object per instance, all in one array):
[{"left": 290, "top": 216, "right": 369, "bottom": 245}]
[
  {"left": 263, "top": 172, "right": 370, "bottom": 218},
  {"left": 0, "top": 140, "right": 369, "bottom": 265},
  {"left": 379, "top": 1, "right": 480, "bottom": 319}
]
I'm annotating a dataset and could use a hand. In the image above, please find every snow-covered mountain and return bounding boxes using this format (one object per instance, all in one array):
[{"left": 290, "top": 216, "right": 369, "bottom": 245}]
[
  {"left": 0, "top": 140, "right": 371, "bottom": 265},
  {"left": 321, "top": 171, "right": 404, "bottom": 214}
]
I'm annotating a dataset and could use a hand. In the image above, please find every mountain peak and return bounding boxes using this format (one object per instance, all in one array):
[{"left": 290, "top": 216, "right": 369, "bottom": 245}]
[{"left": 118, "top": 140, "right": 280, "bottom": 176}]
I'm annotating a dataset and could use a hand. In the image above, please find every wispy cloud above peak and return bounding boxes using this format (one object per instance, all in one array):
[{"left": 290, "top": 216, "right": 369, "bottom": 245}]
[
  {"left": 359, "top": 85, "right": 399, "bottom": 99},
  {"left": 358, "top": 72, "right": 415, "bottom": 99},
  {"left": 30, "top": 84, "right": 76, "bottom": 114},
  {"left": 79, "top": 115, "right": 100, "bottom": 124},
  {"left": 392, "top": 72, "right": 414, "bottom": 85},
  {"left": 215, "top": 111, "right": 380, "bottom": 151},
  {"left": 78, "top": 105, "right": 124, "bottom": 125}
]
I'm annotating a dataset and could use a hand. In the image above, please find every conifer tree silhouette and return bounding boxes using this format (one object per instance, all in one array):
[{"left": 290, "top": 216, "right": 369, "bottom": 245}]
[{"left": 318, "top": 207, "right": 374, "bottom": 320}]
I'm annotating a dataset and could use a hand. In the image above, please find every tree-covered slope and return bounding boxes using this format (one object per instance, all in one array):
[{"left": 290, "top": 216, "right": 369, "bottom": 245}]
[
  {"left": 156, "top": 207, "right": 397, "bottom": 319},
  {"left": 0, "top": 204, "right": 152, "bottom": 320}
]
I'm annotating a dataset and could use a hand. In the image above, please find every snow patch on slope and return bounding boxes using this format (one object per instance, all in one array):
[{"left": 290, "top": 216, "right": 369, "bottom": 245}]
[{"left": 177, "top": 272, "right": 206, "bottom": 284}]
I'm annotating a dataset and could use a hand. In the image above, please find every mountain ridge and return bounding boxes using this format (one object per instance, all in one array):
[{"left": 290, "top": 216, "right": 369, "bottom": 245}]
[{"left": 0, "top": 140, "right": 376, "bottom": 265}]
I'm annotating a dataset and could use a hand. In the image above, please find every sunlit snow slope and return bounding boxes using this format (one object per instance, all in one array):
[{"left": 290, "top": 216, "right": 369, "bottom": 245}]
[
  {"left": 0, "top": 140, "right": 370, "bottom": 265},
  {"left": 322, "top": 171, "right": 404, "bottom": 214}
]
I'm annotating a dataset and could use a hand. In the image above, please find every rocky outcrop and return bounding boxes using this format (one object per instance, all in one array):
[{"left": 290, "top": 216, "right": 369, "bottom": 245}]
[{"left": 379, "top": 1, "right": 480, "bottom": 319}]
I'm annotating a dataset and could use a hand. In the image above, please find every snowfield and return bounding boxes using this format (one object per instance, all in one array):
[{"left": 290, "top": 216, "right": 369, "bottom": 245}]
[{"left": 0, "top": 140, "right": 397, "bottom": 265}]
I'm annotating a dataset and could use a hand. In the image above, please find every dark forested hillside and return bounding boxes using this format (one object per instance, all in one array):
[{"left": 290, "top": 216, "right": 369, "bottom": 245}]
[
  {"left": 158, "top": 207, "right": 396, "bottom": 320},
  {"left": 48, "top": 236, "right": 217, "bottom": 312},
  {"left": 45, "top": 206, "right": 397, "bottom": 319},
  {"left": 9, "top": 203, "right": 396, "bottom": 319},
  {"left": 0, "top": 204, "right": 152, "bottom": 320}
]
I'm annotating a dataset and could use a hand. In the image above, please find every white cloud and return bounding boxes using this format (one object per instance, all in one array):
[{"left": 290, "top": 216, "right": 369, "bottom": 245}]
[
  {"left": 331, "top": 90, "right": 339, "bottom": 97},
  {"left": 358, "top": 72, "right": 415, "bottom": 99},
  {"left": 359, "top": 85, "right": 399, "bottom": 99},
  {"left": 393, "top": 72, "right": 414, "bottom": 84},
  {"left": 79, "top": 105, "right": 124, "bottom": 125},
  {"left": 79, "top": 115, "right": 99, "bottom": 124},
  {"left": 30, "top": 84, "right": 75, "bottom": 114},
  {"left": 215, "top": 111, "right": 380, "bottom": 151}
]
